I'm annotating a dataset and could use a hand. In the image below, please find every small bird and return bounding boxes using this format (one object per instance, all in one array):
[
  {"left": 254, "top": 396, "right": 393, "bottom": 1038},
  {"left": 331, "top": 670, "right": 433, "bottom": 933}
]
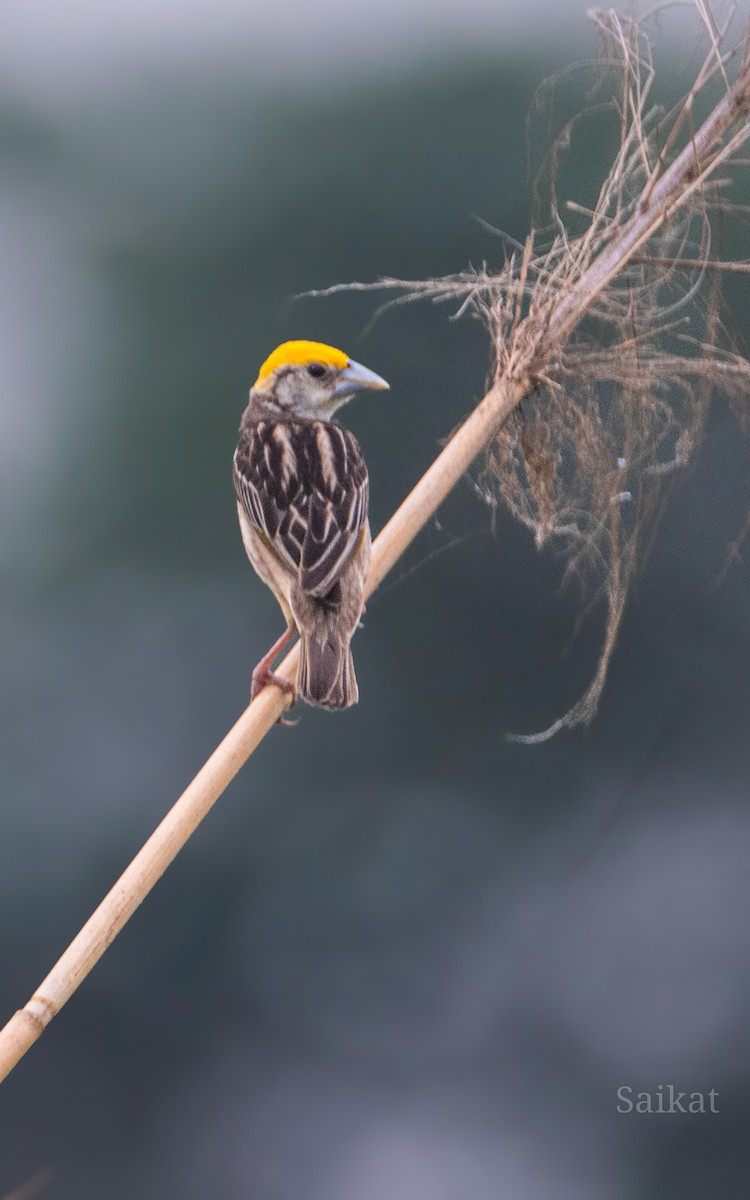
[{"left": 233, "top": 340, "right": 389, "bottom": 712}]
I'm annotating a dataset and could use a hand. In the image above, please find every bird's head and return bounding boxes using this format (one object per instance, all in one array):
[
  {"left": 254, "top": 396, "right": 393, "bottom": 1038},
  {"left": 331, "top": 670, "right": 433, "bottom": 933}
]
[{"left": 251, "top": 340, "right": 389, "bottom": 420}]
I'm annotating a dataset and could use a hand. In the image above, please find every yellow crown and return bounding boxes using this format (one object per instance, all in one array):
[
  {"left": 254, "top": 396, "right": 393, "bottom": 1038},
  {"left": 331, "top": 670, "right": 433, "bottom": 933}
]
[{"left": 255, "top": 340, "right": 349, "bottom": 384}]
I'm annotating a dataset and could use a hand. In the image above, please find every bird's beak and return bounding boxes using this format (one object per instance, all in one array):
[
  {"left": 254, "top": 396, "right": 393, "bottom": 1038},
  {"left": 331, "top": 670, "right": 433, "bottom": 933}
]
[{"left": 332, "top": 359, "right": 390, "bottom": 402}]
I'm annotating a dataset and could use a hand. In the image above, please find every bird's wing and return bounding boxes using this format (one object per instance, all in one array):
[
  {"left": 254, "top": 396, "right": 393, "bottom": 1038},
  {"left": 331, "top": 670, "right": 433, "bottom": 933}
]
[{"left": 233, "top": 419, "right": 369, "bottom": 599}]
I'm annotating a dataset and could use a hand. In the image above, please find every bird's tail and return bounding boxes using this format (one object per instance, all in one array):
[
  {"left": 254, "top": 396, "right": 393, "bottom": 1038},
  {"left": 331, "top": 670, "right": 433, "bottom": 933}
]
[{"left": 298, "top": 631, "right": 358, "bottom": 709}]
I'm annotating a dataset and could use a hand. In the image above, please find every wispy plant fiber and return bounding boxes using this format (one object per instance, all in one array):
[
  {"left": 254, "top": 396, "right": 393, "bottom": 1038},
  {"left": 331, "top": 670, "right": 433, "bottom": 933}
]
[{"left": 314, "top": 3, "right": 750, "bottom": 739}]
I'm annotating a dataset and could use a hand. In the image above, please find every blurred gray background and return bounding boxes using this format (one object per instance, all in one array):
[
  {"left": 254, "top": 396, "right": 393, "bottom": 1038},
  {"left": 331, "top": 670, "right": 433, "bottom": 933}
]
[{"left": 1, "top": 1, "right": 750, "bottom": 1197}]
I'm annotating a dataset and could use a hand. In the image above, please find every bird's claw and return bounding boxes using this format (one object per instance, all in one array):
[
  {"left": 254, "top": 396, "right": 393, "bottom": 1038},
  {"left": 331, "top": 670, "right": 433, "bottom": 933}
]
[{"left": 251, "top": 667, "right": 298, "bottom": 726}]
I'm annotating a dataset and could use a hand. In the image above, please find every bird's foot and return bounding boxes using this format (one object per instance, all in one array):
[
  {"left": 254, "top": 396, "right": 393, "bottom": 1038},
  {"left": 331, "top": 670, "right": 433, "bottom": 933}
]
[
  {"left": 250, "top": 626, "right": 298, "bottom": 724},
  {"left": 251, "top": 665, "right": 298, "bottom": 725}
]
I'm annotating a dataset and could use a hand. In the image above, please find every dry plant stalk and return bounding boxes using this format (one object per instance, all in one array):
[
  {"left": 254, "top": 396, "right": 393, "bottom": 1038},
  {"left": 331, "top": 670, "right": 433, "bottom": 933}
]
[
  {"left": 1, "top": 1171, "right": 55, "bottom": 1200},
  {"left": 1, "top": 3, "right": 749, "bottom": 1085}
]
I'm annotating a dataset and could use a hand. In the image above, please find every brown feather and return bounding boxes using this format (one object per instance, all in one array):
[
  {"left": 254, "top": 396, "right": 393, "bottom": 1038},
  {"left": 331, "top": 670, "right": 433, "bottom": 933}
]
[{"left": 233, "top": 414, "right": 371, "bottom": 710}]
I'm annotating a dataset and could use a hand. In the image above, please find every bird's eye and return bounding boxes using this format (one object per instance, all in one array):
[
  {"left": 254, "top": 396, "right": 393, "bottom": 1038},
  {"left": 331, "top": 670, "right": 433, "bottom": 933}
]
[{"left": 307, "top": 363, "right": 326, "bottom": 378}]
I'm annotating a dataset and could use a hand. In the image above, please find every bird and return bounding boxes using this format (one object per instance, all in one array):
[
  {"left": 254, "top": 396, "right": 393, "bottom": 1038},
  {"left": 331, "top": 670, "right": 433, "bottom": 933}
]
[{"left": 232, "top": 340, "right": 390, "bottom": 713}]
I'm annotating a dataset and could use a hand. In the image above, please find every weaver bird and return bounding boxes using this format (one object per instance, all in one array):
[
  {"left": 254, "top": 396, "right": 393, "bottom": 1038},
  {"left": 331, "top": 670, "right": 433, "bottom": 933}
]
[{"left": 233, "top": 340, "right": 389, "bottom": 712}]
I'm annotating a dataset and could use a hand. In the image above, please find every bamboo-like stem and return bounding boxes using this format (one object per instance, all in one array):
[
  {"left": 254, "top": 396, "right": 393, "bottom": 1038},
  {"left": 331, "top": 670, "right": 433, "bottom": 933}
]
[
  {"left": 0, "top": 47, "right": 748, "bottom": 1089},
  {"left": 1, "top": 1170, "right": 55, "bottom": 1200}
]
